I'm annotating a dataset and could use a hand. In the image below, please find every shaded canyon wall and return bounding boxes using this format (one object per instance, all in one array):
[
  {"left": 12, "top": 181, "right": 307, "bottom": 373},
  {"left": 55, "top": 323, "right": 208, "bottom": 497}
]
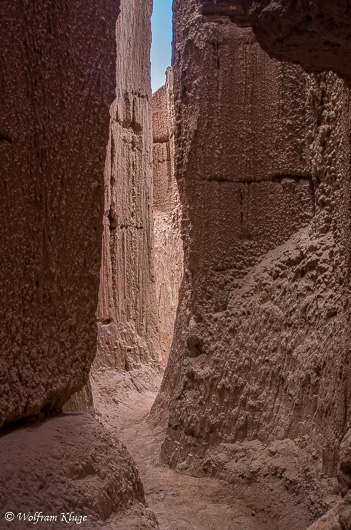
[
  {"left": 0, "top": 0, "right": 120, "bottom": 426},
  {"left": 155, "top": 0, "right": 351, "bottom": 490},
  {"left": 0, "top": 1, "right": 159, "bottom": 526},
  {"left": 241, "top": 0, "right": 351, "bottom": 89}
]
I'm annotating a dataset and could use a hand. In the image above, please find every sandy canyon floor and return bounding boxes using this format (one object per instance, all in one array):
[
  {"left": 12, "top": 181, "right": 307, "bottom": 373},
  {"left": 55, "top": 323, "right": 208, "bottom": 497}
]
[{"left": 91, "top": 369, "right": 287, "bottom": 530}]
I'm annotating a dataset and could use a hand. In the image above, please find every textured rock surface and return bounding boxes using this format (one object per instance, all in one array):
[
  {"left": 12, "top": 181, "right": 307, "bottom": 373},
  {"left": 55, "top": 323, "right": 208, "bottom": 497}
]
[
  {"left": 0, "top": 415, "right": 158, "bottom": 529},
  {"left": 63, "top": 379, "right": 95, "bottom": 416},
  {"left": 198, "top": 0, "right": 351, "bottom": 88},
  {"left": 307, "top": 506, "right": 342, "bottom": 530},
  {"left": 203, "top": 437, "right": 340, "bottom": 527},
  {"left": 154, "top": 2, "right": 351, "bottom": 514},
  {"left": 153, "top": 68, "right": 184, "bottom": 366},
  {"left": 242, "top": 0, "right": 351, "bottom": 88},
  {"left": 95, "top": 0, "right": 160, "bottom": 373},
  {"left": 0, "top": 0, "right": 119, "bottom": 427}
]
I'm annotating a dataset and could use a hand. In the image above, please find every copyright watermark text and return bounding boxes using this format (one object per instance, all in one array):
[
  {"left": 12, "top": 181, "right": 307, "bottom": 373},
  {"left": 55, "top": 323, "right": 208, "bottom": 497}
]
[{"left": 4, "top": 512, "right": 88, "bottom": 525}]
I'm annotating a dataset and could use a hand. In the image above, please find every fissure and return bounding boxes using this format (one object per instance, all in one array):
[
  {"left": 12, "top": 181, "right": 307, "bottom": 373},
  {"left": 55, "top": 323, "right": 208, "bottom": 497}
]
[{"left": 1, "top": 0, "right": 351, "bottom": 529}]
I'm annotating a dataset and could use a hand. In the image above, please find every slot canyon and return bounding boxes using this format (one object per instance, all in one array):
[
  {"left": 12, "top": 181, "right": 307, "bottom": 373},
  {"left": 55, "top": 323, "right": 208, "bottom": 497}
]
[{"left": 1, "top": 0, "right": 351, "bottom": 528}]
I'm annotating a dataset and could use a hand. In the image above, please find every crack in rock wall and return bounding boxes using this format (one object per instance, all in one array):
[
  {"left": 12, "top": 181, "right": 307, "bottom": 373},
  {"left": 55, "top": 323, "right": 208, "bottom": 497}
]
[
  {"left": 153, "top": 68, "right": 184, "bottom": 367},
  {"left": 153, "top": 3, "right": 351, "bottom": 519}
]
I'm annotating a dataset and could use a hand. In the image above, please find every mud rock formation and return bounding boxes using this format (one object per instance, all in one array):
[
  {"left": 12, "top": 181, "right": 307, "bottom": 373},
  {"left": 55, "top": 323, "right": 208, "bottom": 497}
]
[
  {"left": 242, "top": 0, "right": 351, "bottom": 88},
  {"left": 0, "top": 0, "right": 120, "bottom": 427},
  {"left": 95, "top": 0, "right": 160, "bottom": 373},
  {"left": 63, "top": 379, "right": 95, "bottom": 416},
  {"left": 0, "top": 415, "right": 158, "bottom": 529},
  {"left": 1, "top": 1, "right": 159, "bottom": 526},
  {"left": 200, "top": 0, "right": 351, "bottom": 89},
  {"left": 155, "top": 0, "right": 351, "bottom": 523},
  {"left": 153, "top": 68, "right": 184, "bottom": 366}
]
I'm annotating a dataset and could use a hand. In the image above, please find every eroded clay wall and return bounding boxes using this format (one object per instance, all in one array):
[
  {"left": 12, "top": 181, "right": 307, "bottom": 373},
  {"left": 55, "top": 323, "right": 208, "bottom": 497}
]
[
  {"left": 240, "top": 0, "right": 351, "bottom": 88},
  {"left": 153, "top": 69, "right": 184, "bottom": 366},
  {"left": 155, "top": 0, "right": 351, "bottom": 480},
  {"left": 95, "top": 0, "right": 161, "bottom": 372},
  {"left": 0, "top": 0, "right": 120, "bottom": 426}
]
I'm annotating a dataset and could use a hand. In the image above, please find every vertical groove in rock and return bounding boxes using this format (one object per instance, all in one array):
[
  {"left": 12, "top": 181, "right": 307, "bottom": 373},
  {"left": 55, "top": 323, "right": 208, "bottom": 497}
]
[
  {"left": 95, "top": 0, "right": 161, "bottom": 373},
  {"left": 153, "top": 68, "right": 184, "bottom": 367}
]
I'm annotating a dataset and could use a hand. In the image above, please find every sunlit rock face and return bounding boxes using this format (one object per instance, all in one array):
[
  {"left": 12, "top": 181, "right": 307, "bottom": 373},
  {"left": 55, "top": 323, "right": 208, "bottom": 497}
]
[
  {"left": 95, "top": 0, "right": 161, "bottom": 373},
  {"left": 0, "top": 0, "right": 120, "bottom": 427},
  {"left": 155, "top": 0, "right": 351, "bottom": 499},
  {"left": 153, "top": 68, "right": 184, "bottom": 367}
]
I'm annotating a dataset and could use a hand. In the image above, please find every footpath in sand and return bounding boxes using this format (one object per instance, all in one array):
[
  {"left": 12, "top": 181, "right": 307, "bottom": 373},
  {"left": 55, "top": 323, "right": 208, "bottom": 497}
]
[{"left": 91, "top": 369, "right": 276, "bottom": 530}]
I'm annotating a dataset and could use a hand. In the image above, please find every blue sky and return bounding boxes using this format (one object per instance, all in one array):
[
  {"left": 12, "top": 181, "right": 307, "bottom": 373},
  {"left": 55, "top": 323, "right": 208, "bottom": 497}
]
[{"left": 151, "top": 0, "right": 173, "bottom": 93}]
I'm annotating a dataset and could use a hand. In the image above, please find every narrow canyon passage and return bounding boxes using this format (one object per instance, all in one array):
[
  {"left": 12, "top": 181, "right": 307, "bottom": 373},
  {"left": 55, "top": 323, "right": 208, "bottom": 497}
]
[
  {"left": 91, "top": 370, "right": 277, "bottom": 530},
  {"left": 2, "top": 0, "right": 351, "bottom": 529}
]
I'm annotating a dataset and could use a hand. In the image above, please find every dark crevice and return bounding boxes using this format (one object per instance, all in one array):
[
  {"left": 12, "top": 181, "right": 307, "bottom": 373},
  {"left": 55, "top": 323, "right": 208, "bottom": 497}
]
[
  {"left": 98, "top": 318, "right": 113, "bottom": 326},
  {"left": 201, "top": 174, "right": 313, "bottom": 184},
  {"left": 120, "top": 224, "right": 144, "bottom": 230},
  {"left": 108, "top": 208, "right": 118, "bottom": 230},
  {"left": 131, "top": 99, "right": 143, "bottom": 134},
  {"left": 0, "top": 135, "right": 12, "bottom": 144},
  {"left": 200, "top": 1, "right": 249, "bottom": 27},
  {"left": 154, "top": 137, "right": 170, "bottom": 144},
  {"left": 271, "top": 174, "right": 313, "bottom": 183}
]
